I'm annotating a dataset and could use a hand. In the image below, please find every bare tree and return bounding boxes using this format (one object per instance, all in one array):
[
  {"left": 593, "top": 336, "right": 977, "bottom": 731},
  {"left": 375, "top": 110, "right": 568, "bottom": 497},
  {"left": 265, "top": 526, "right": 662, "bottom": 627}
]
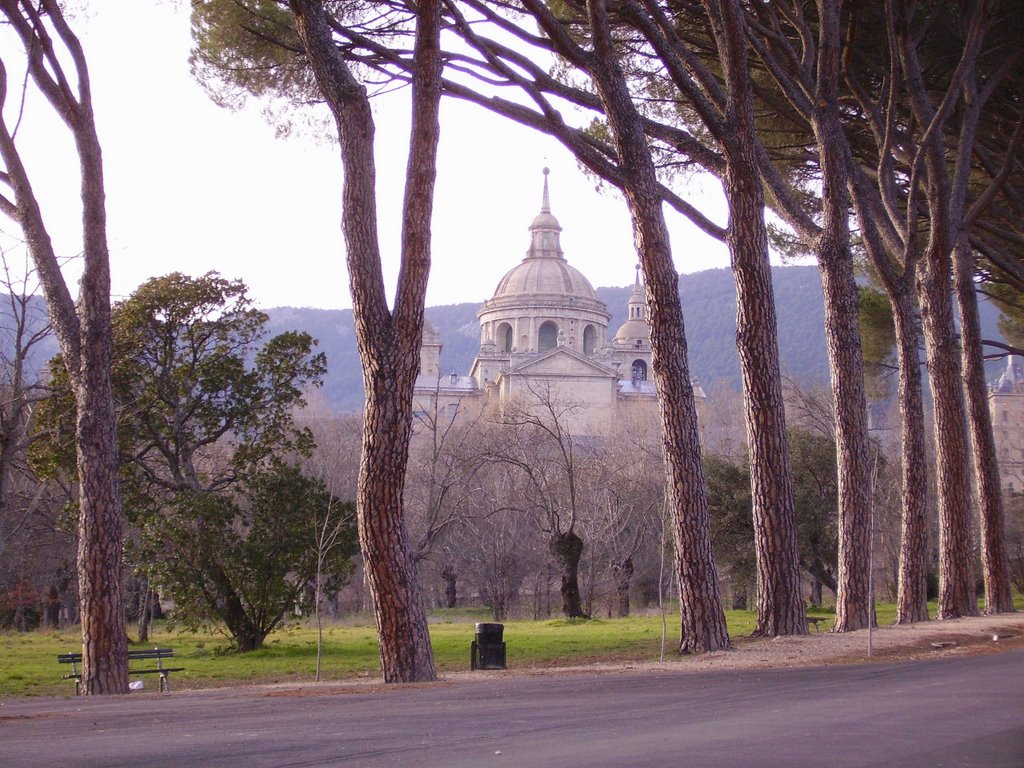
[
  {"left": 452, "top": 479, "right": 542, "bottom": 621},
  {"left": 482, "top": 384, "right": 595, "bottom": 619},
  {"left": 406, "top": 390, "right": 485, "bottom": 565},
  {"left": 0, "top": 252, "right": 53, "bottom": 570},
  {"left": 312, "top": 495, "right": 356, "bottom": 682}
]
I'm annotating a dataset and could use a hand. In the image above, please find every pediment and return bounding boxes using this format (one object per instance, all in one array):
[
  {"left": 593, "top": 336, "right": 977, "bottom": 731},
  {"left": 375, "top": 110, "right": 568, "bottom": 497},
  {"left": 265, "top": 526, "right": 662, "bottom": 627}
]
[{"left": 506, "top": 346, "right": 618, "bottom": 378}]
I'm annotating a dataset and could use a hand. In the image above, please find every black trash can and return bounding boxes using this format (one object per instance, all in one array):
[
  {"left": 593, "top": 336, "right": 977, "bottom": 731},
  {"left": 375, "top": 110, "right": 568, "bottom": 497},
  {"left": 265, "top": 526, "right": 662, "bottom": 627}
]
[{"left": 471, "top": 622, "right": 506, "bottom": 670}]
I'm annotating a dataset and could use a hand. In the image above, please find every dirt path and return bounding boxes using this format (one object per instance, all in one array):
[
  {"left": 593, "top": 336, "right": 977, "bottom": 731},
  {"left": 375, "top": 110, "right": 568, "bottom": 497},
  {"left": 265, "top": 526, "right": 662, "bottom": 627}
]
[{"left": 440, "top": 613, "right": 1024, "bottom": 683}]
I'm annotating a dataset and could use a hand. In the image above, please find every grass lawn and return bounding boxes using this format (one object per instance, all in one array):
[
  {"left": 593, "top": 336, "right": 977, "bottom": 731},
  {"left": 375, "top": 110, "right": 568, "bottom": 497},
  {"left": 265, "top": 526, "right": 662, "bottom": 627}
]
[
  {"left": 2, "top": 608, "right": 738, "bottom": 696},
  {"left": 0, "top": 599, "right": 1009, "bottom": 697}
]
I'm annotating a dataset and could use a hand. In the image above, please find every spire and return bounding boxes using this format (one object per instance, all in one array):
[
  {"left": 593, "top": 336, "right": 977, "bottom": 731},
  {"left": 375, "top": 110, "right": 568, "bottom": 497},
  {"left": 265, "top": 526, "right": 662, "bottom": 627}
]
[
  {"left": 994, "top": 354, "right": 1024, "bottom": 393},
  {"left": 628, "top": 265, "right": 645, "bottom": 320},
  {"left": 527, "top": 167, "right": 563, "bottom": 260}
]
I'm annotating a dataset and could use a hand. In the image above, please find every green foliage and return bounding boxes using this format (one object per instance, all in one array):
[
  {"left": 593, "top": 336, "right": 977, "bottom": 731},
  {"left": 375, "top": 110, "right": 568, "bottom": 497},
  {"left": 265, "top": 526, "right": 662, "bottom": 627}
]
[
  {"left": 858, "top": 284, "right": 899, "bottom": 401},
  {"left": 707, "top": 429, "right": 841, "bottom": 600},
  {"left": 138, "top": 463, "right": 357, "bottom": 652},
  {"left": 31, "top": 272, "right": 334, "bottom": 651},
  {"left": 988, "top": 281, "right": 1024, "bottom": 351},
  {"left": 34, "top": 271, "right": 326, "bottom": 505},
  {"left": 704, "top": 453, "right": 755, "bottom": 594},
  {"left": 788, "top": 430, "right": 839, "bottom": 595},
  {"left": 189, "top": 0, "right": 314, "bottom": 111}
]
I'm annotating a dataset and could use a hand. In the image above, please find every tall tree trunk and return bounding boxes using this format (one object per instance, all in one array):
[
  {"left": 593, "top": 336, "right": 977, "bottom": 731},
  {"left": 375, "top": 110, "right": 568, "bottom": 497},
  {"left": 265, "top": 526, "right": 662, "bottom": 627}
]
[
  {"left": 896, "top": 0, "right": 985, "bottom": 621},
  {"left": 818, "top": 252, "right": 874, "bottom": 631},
  {"left": 726, "top": 140, "right": 805, "bottom": 639},
  {"left": 953, "top": 237, "right": 1013, "bottom": 613},
  {"left": 584, "top": 0, "right": 729, "bottom": 652},
  {"left": 918, "top": 249, "right": 978, "bottom": 619},
  {"left": 709, "top": 0, "right": 806, "bottom": 638},
  {"left": 550, "top": 531, "right": 587, "bottom": 619},
  {"left": 289, "top": 0, "right": 441, "bottom": 682},
  {"left": 811, "top": 0, "right": 875, "bottom": 633},
  {"left": 73, "top": 211, "right": 129, "bottom": 695},
  {"left": 891, "top": 291, "right": 931, "bottom": 624},
  {"left": 0, "top": 1, "right": 129, "bottom": 694},
  {"left": 358, "top": 383, "right": 436, "bottom": 677}
]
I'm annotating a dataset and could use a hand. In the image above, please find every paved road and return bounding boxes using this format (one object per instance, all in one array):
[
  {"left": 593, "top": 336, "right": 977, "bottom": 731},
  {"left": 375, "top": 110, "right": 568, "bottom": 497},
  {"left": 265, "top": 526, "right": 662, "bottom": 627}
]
[{"left": 2, "top": 650, "right": 1021, "bottom": 768}]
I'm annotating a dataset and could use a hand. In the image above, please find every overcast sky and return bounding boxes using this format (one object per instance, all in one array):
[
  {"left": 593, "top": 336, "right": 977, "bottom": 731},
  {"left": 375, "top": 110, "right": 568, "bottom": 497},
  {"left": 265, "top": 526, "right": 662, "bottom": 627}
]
[{"left": 4, "top": 2, "right": 740, "bottom": 311}]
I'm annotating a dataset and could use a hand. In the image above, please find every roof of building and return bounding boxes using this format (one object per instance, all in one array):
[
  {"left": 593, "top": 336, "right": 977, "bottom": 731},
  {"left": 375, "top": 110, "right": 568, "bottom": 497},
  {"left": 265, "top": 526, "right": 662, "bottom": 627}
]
[
  {"left": 993, "top": 355, "right": 1024, "bottom": 394},
  {"left": 613, "top": 267, "right": 650, "bottom": 343},
  {"left": 488, "top": 168, "right": 601, "bottom": 305}
]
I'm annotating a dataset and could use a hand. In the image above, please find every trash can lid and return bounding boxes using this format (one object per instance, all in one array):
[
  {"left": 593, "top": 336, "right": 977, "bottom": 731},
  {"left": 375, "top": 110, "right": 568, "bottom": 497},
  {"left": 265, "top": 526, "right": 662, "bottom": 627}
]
[{"left": 475, "top": 622, "right": 504, "bottom": 631}]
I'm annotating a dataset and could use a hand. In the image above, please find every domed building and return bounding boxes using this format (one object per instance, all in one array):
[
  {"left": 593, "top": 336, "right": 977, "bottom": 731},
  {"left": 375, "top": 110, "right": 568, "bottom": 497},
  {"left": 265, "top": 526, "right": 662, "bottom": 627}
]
[{"left": 415, "top": 169, "right": 701, "bottom": 433}]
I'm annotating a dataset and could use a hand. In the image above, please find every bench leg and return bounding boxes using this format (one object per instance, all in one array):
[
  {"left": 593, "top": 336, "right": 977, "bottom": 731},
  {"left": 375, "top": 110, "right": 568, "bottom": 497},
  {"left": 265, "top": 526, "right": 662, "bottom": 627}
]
[{"left": 160, "top": 672, "right": 169, "bottom": 693}]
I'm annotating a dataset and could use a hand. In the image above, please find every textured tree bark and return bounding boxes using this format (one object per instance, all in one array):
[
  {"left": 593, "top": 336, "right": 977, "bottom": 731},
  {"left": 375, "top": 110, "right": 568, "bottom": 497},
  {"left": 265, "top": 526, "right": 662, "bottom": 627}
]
[
  {"left": 953, "top": 237, "right": 1013, "bottom": 614},
  {"left": 896, "top": 0, "right": 984, "bottom": 622},
  {"left": 550, "top": 531, "right": 586, "bottom": 619},
  {"left": 584, "top": 0, "right": 729, "bottom": 652},
  {"left": 709, "top": 0, "right": 806, "bottom": 638},
  {"left": 818, "top": 251, "right": 874, "bottom": 631},
  {"left": 290, "top": 0, "right": 440, "bottom": 682},
  {"left": 811, "top": 0, "right": 874, "bottom": 632},
  {"left": 890, "top": 291, "right": 931, "bottom": 624},
  {"left": 918, "top": 248, "right": 978, "bottom": 620}
]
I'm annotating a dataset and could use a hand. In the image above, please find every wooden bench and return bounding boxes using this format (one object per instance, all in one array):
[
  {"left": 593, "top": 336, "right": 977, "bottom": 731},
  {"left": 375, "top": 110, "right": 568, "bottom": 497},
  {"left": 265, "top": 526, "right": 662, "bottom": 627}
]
[{"left": 57, "top": 647, "right": 184, "bottom": 694}]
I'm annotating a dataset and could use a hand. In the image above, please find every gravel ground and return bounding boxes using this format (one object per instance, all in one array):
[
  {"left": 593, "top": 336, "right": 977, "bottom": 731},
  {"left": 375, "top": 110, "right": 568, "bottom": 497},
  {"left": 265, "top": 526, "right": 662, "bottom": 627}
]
[{"left": 433, "top": 612, "right": 1024, "bottom": 685}]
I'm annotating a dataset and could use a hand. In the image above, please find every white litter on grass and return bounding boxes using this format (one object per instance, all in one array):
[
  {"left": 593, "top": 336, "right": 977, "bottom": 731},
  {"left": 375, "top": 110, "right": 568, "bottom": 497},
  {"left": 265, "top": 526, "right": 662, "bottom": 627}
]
[{"left": 129, "top": 681, "right": 144, "bottom": 690}]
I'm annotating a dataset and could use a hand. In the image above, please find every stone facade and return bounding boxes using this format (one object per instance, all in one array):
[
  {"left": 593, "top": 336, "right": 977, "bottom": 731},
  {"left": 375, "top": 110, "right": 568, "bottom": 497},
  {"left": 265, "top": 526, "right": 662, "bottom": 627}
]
[
  {"left": 414, "top": 169, "right": 702, "bottom": 434},
  {"left": 989, "top": 355, "right": 1024, "bottom": 495}
]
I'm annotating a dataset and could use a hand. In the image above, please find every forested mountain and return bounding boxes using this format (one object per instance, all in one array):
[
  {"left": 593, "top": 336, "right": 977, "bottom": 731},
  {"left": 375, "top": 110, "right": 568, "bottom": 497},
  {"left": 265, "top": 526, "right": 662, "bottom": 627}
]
[{"left": 264, "top": 265, "right": 1008, "bottom": 413}]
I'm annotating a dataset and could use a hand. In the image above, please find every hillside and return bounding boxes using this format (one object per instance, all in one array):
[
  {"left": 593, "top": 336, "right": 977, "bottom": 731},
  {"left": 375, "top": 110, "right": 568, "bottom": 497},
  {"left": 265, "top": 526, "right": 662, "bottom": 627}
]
[{"left": 7, "top": 265, "right": 1004, "bottom": 415}]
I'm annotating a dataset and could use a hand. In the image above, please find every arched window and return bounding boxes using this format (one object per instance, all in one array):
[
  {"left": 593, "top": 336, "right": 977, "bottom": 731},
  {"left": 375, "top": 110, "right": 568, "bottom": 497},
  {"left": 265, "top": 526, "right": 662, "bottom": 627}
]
[
  {"left": 538, "top": 321, "right": 558, "bottom": 351},
  {"left": 497, "top": 322, "right": 513, "bottom": 353},
  {"left": 583, "top": 325, "right": 597, "bottom": 356},
  {"left": 631, "top": 359, "right": 648, "bottom": 381}
]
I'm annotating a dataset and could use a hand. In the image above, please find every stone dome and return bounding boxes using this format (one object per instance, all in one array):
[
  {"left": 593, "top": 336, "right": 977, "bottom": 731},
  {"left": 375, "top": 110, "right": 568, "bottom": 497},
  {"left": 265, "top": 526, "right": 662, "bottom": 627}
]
[
  {"left": 493, "top": 257, "right": 599, "bottom": 302},
  {"left": 614, "top": 316, "right": 649, "bottom": 342},
  {"left": 477, "top": 169, "right": 612, "bottom": 359}
]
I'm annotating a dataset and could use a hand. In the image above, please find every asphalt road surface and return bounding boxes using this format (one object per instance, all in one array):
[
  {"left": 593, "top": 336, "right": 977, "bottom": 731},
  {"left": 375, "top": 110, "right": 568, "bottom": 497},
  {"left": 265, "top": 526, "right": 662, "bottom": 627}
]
[{"left": 2, "top": 649, "right": 1021, "bottom": 768}]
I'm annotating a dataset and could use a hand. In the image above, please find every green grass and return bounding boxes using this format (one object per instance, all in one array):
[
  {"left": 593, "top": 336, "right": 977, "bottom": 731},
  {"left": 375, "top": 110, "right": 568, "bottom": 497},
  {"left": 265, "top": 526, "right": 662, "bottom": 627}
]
[
  {"left": 0, "top": 610, "right": 738, "bottom": 697},
  {"left": 1, "top": 599, "right": 1017, "bottom": 697}
]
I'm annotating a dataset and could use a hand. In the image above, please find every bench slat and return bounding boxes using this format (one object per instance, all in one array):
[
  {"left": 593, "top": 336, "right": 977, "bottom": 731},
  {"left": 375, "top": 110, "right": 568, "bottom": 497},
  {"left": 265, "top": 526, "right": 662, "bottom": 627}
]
[
  {"left": 126, "top": 650, "right": 175, "bottom": 660},
  {"left": 56, "top": 649, "right": 175, "bottom": 662}
]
